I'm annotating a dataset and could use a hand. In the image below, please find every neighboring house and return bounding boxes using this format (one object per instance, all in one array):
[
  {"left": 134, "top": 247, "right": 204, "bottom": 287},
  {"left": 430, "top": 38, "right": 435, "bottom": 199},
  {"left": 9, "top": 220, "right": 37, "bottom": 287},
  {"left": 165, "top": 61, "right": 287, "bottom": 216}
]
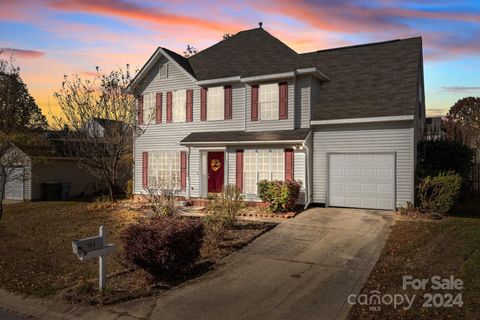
[
  {"left": 424, "top": 116, "right": 444, "bottom": 140},
  {"left": 1, "top": 137, "right": 100, "bottom": 201},
  {"left": 128, "top": 27, "right": 425, "bottom": 211},
  {"left": 85, "top": 117, "right": 130, "bottom": 138}
]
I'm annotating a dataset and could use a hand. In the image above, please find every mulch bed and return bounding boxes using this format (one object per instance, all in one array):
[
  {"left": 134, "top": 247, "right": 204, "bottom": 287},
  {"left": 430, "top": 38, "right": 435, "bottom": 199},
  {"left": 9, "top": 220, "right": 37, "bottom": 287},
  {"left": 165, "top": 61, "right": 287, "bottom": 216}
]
[{"left": 61, "top": 218, "right": 277, "bottom": 305}]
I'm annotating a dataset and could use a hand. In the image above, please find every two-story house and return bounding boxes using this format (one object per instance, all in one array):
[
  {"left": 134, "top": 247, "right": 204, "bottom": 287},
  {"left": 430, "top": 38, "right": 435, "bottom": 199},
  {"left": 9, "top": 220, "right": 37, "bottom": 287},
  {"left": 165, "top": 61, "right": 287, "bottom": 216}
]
[{"left": 128, "top": 27, "right": 425, "bottom": 211}]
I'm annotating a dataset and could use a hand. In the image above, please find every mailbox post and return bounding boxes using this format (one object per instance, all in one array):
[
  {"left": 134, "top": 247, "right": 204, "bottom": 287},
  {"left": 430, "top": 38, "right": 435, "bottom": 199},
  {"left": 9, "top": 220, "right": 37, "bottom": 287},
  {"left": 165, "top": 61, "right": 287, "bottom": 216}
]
[
  {"left": 99, "top": 226, "right": 106, "bottom": 291},
  {"left": 72, "top": 225, "right": 115, "bottom": 292}
]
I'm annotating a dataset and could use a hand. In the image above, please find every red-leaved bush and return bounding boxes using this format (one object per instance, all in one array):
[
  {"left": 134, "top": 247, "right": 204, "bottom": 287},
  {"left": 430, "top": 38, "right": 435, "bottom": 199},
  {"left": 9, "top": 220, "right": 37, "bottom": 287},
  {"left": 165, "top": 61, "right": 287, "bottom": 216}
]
[{"left": 121, "top": 216, "right": 204, "bottom": 281}]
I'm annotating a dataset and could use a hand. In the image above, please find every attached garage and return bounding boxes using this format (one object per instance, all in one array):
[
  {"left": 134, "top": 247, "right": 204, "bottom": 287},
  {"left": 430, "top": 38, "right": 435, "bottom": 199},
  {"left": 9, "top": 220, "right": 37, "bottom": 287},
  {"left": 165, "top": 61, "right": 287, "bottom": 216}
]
[
  {"left": 328, "top": 153, "right": 395, "bottom": 210},
  {"left": 312, "top": 123, "right": 415, "bottom": 210}
]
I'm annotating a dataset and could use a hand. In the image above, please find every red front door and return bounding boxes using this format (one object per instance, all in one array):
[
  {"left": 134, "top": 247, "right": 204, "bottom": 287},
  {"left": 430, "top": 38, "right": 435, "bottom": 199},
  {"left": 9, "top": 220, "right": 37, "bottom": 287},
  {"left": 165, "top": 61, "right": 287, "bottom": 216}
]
[{"left": 208, "top": 152, "right": 224, "bottom": 193}]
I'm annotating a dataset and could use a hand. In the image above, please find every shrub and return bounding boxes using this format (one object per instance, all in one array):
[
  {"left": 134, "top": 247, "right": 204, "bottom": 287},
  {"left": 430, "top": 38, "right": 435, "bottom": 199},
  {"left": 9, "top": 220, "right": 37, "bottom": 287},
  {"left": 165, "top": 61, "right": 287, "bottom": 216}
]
[
  {"left": 417, "top": 139, "right": 473, "bottom": 180},
  {"left": 144, "top": 187, "right": 177, "bottom": 217},
  {"left": 257, "top": 180, "right": 301, "bottom": 213},
  {"left": 418, "top": 172, "right": 462, "bottom": 214},
  {"left": 206, "top": 184, "right": 244, "bottom": 229},
  {"left": 121, "top": 216, "right": 204, "bottom": 281}
]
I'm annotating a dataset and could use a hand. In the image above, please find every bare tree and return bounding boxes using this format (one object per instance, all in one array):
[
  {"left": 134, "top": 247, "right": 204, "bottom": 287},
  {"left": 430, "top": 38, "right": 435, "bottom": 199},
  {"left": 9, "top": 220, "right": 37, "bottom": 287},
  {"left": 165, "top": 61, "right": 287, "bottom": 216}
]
[
  {"left": 0, "top": 53, "right": 48, "bottom": 219},
  {"left": 53, "top": 66, "right": 143, "bottom": 201},
  {"left": 183, "top": 45, "right": 198, "bottom": 58}
]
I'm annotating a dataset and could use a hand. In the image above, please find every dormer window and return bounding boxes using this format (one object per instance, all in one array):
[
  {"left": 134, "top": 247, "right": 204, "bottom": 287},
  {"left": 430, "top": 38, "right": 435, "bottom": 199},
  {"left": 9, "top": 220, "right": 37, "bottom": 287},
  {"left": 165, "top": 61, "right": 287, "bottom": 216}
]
[
  {"left": 207, "top": 86, "right": 224, "bottom": 121},
  {"left": 259, "top": 83, "right": 279, "bottom": 120}
]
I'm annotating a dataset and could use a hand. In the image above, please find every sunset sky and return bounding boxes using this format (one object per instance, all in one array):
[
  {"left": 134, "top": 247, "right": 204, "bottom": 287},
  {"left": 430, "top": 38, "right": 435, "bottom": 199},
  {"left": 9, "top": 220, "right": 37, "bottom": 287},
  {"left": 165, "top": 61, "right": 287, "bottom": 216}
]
[{"left": 1, "top": 0, "right": 480, "bottom": 123}]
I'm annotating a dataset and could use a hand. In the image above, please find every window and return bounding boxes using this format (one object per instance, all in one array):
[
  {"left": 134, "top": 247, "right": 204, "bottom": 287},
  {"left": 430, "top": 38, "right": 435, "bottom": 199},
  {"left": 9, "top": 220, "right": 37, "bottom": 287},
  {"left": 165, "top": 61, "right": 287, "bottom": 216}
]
[
  {"left": 148, "top": 151, "right": 181, "bottom": 189},
  {"left": 244, "top": 149, "right": 284, "bottom": 194},
  {"left": 172, "top": 89, "right": 186, "bottom": 123},
  {"left": 207, "top": 86, "right": 224, "bottom": 121},
  {"left": 143, "top": 92, "right": 156, "bottom": 123},
  {"left": 159, "top": 63, "right": 168, "bottom": 78},
  {"left": 259, "top": 83, "right": 278, "bottom": 120}
]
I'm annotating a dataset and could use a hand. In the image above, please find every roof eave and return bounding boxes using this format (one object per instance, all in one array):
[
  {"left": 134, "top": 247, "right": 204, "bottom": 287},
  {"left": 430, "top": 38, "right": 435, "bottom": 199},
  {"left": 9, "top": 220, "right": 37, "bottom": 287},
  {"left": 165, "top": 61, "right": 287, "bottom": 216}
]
[{"left": 127, "top": 47, "right": 197, "bottom": 94}]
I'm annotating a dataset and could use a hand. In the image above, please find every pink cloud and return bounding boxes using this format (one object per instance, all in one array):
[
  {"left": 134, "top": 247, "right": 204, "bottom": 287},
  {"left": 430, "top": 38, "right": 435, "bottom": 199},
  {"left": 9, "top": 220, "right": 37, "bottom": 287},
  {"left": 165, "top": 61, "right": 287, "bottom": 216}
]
[
  {"left": 46, "top": 0, "right": 244, "bottom": 33},
  {"left": 1, "top": 48, "right": 45, "bottom": 59}
]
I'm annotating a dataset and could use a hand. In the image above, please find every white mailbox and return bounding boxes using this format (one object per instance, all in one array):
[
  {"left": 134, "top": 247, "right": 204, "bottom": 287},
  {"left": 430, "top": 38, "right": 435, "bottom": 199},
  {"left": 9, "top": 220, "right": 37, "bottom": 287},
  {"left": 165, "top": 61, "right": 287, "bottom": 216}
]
[{"left": 72, "top": 226, "right": 115, "bottom": 290}]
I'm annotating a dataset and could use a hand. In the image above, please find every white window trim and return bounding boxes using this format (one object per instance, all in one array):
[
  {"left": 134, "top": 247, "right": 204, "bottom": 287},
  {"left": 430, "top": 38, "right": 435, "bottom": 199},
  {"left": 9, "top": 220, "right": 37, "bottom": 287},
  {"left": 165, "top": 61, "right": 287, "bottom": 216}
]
[
  {"left": 148, "top": 150, "right": 181, "bottom": 189},
  {"left": 143, "top": 92, "right": 156, "bottom": 123},
  {"left": 172, "top": 89, "right": 186, "bottom": 123},
  {"left": 207, "top": 86, "right": 224, "bottom": 121},
  {"left": 258, "top": 83, "right": 279, "bottom": 121},
  {"left": 243, "top": 149, "right": 284, "bottom": 195}
]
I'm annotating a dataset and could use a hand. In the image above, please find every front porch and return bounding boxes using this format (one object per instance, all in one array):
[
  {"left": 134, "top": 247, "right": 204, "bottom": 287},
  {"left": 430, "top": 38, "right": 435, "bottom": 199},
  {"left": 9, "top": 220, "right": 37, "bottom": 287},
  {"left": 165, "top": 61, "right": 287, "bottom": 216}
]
[{"left": 180, "top": 129, "right": 311, "bottom": 205}]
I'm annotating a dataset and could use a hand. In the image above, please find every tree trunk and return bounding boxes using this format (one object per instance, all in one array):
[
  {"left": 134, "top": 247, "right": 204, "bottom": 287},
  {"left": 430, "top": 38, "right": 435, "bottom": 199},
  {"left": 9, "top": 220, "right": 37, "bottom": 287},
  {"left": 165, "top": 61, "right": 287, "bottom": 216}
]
[{"left": 0, "top": 166, "right": 5, "bottom": 220}]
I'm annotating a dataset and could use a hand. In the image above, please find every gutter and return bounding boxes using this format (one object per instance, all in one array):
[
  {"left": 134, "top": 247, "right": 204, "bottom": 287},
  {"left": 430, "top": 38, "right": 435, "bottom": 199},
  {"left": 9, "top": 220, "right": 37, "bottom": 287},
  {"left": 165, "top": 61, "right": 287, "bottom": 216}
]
[{"left": 180, "top": 139, "right": 307, "bottom": 147}]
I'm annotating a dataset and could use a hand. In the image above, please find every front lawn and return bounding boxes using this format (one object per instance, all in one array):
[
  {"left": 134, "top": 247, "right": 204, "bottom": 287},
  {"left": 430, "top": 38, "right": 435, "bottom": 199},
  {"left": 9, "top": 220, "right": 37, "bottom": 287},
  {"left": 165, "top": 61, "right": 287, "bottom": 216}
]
[
  {"left": 349, "top": 201, "right": 480, "bottom": 319},
  {"left": 0, "top": 201, "right": 275, "bottom": 300}
]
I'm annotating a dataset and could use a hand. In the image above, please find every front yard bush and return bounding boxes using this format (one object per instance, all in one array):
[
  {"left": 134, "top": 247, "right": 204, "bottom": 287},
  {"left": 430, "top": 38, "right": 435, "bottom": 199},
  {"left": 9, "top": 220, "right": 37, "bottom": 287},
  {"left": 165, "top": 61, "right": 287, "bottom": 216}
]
[
  {"left": 418, "top": 171, "right": 462, "bottom": 214},
  {"left": 121, "top": 216, "right": 204, "bottom": 281},
  {"left": 257, "top": 180, "right": 301, "bottom": 213},
  {"left": 206, "top": 184, "right": 244, "bottom": 229}
]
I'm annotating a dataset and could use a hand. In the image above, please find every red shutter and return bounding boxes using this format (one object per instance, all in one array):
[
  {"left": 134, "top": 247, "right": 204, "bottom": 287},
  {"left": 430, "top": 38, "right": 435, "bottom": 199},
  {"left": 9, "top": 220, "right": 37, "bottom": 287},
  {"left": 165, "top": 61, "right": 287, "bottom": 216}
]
[
  {"left": 284, "top": 149, "right": 294, "bottom": 181},
  {"left": 186, "top": 89, "right": 193, "bottom": 122},
  {"left": 279, "top": 82, "right": 288, "bottom": 120},
  {"left": 236, "top": 150, "right": 244, "bottom": 192},
  {"left": 142, "top": 152, "right": 148, "bottom": 188},
  {"left": 251, "top": 85, "right": 259, "bottom": 121},
  {"left": 138, "top": 95, "right": 144, "bottom": 125},
  {"left": 224, "top": 85, "right": 232, "bottom": 120},
  {"left": 155, "top": 92, "right": 162, "bottom": 124},
  {"left": 166, "top": 91, "right": 172, "bottom": 123},
  {"left": 200, "top": 87, "right": 207, "bottom": 121},
  {"left": 180, "top": 151, "right": 187, "bottom": 191}
]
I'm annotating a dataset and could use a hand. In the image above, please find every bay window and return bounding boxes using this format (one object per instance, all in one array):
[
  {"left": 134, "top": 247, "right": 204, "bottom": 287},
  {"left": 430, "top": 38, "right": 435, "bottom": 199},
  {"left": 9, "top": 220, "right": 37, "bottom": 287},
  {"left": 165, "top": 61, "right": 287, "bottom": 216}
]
[
  {"left": 244, "top": 149, "right": 284, "bottom": 194},
  {"left": 259, "top": 83, "right": 279, "bottom": 120},
  {"left": 148, "top": 151, "right": 181, "bottom": 188},
  {"left": 172, "top": 89, "right": 186, "bottom": 123},
  {"left": 207, "top": 86, "right": 224, "bottom": 121}
]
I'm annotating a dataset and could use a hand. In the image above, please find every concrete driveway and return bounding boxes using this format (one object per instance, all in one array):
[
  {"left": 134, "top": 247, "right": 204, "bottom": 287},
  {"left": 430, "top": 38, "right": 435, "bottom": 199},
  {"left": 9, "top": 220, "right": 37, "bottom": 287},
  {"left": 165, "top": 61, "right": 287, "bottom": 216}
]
[{"left": 150, "top": 207, "right": 394, "bottom": 320}]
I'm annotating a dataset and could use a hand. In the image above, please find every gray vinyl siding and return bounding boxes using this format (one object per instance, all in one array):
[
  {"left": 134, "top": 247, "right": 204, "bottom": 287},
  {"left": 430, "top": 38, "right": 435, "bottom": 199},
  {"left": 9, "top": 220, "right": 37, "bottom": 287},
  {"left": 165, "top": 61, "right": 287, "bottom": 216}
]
[
  {"left": 245, "top": 80, "right": 295, "bottom": 131},
  {"left": 295, "top": 76, "right": 311, "bottom": 129},
  {"left": 294, "top": 151, "right": 306, "bottom": 203},
  {"left": 312, "top": 122, "right": 414, "bottom": 208},
  {"left": 310, "top": 77, "right": 321, "bottom": 126},
  {"left": 227, "top": 148, "right": 236, "bottom": 186},
  {"left": 134, "top": 57, "right": 246, "bottom": 195}
]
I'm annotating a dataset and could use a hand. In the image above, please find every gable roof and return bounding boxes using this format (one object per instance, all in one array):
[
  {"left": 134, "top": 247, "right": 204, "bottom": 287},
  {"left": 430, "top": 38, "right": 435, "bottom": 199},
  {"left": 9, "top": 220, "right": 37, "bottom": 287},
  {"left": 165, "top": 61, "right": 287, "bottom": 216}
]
[{"left": 302, "top": 37, "right": 423, "bottom": 121}]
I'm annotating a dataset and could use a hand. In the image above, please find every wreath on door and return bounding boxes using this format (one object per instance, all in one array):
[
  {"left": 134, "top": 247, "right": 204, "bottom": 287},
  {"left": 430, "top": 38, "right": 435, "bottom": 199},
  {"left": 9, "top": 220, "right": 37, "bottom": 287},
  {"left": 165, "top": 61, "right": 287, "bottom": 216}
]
[{"left": 210, "top": 159, "right": 222, "bottom": 172}]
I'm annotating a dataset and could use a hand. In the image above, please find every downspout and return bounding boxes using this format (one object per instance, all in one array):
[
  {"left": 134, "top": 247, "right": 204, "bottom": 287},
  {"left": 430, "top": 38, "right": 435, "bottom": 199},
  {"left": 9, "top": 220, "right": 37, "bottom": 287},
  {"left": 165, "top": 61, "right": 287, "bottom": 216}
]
[
  {"left": 303, "top": 131, "right": 312, "bottom": 210},
  {"left": 187, "top": 146, "right": 191, "bottom": 199}
]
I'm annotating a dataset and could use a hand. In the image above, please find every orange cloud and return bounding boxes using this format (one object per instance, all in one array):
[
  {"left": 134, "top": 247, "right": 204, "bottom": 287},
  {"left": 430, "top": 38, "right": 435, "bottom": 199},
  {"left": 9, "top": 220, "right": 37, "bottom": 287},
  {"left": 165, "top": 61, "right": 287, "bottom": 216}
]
[
  {"left": 1, "top": 48, "right": 45, "bottom": 59},
  {"left": 47, "top": 0, "right": 244, "bottom": 33}
]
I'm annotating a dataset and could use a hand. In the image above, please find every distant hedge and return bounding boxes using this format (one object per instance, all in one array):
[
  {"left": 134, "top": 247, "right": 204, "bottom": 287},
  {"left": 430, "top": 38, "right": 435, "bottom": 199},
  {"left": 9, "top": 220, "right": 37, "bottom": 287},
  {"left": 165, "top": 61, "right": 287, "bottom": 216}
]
[{"left": 417, "top": 139, "right": 474, "bottom": 180}]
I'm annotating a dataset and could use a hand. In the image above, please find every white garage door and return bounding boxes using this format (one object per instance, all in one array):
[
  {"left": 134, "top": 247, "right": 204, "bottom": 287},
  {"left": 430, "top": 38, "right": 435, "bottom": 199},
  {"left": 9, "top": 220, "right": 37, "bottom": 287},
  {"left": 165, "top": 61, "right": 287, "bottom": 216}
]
[
  {"left": 328, "top": 153, "right": 395, "bottom": 210},
  {"left": 3, "top": 168, "right": 24, "bottom": 200}
]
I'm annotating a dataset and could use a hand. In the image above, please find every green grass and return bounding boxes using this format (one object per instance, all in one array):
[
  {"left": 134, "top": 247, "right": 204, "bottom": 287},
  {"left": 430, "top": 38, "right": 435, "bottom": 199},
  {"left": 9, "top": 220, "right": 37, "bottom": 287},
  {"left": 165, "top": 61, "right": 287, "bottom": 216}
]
[{"left": 349, "top": 200, "right": 480, "bottom": 319}]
